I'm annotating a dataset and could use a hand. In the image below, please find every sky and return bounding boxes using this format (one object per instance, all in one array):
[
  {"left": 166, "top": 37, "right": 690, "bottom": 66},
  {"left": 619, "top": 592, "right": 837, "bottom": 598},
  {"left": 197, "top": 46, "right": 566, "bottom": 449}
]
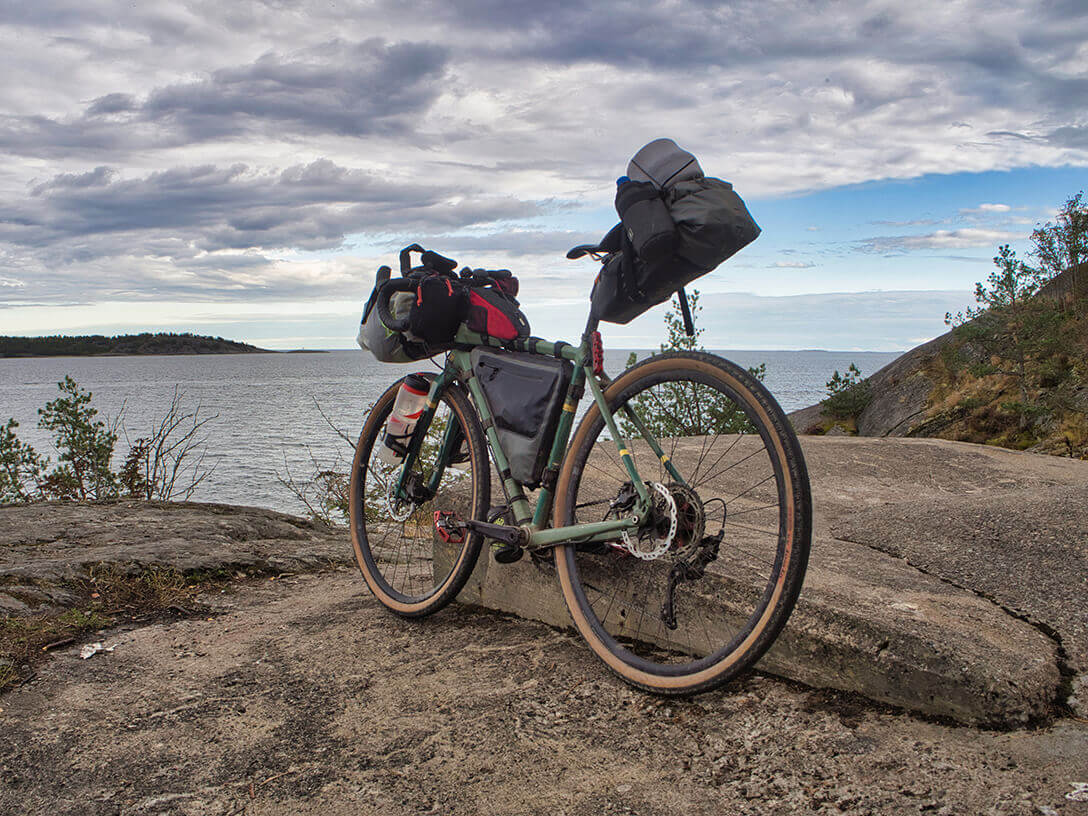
[{"left": 2, "top": 1, "right": 1088, "bottom": 352}]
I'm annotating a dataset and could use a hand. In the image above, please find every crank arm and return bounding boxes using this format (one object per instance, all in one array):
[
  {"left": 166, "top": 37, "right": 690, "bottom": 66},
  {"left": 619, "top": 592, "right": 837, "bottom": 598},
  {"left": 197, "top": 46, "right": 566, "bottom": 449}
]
[{"left": 461, "top": 518, "right": 528, "bottom": 547}]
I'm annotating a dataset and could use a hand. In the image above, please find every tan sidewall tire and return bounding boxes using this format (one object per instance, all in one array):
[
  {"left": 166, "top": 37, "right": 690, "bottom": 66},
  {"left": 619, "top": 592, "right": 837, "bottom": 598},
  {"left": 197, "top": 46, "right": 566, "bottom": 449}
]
[
  {"left": 552, "top": 352, "right": 810, "bottom": 694},
  {"left": 349, "top": 378, "right": 488, "bottom": 617}
]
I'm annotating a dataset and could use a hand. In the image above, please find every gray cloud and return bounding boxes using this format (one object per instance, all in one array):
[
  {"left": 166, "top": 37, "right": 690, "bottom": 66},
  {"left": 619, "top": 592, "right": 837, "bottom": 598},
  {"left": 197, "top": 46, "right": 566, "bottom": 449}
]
[
  {"left": 2, "top": 0, "right": 1088, "bottom": 321},
  {"left": 1047, "top": 125, "right": 1088, "bottom": 150},
  {"left": 0, "top": 158, "right": 546, "bottom": 302},
  {"left": 0, "top": 38, "right": 449, "bottom": 157},
  {"left": 412, "top": 230, "right": 601, "bottom": 257}
]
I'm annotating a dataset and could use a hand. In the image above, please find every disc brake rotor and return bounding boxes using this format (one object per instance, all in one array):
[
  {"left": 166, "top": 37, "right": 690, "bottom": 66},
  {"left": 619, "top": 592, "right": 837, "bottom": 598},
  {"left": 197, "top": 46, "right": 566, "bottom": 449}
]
[
  {"left": 619, "top": 482, "right": 677, "bottom": 560},
  {"left": 668, "top": 482, "right": 705, "bottom": 561},
  {"left": 384, "top": 467, "right": 415, "bottom": 522}
]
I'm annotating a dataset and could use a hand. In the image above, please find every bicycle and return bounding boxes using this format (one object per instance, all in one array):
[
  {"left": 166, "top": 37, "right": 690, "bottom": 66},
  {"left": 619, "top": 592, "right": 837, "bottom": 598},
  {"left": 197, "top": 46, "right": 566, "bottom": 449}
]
[{"left": 349, "top": 243, "right": 812, "bottom": 696}]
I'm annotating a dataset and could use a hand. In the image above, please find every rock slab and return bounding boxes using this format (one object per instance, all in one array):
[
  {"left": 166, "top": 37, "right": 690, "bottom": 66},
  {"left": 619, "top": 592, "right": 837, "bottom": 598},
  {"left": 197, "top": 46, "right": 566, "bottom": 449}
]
[
  {"left": 444, "top": 437, "right": 1086, "bottom": 726},
  {"left": 0, "top": 500, "right": 351, "bottom": 614}
]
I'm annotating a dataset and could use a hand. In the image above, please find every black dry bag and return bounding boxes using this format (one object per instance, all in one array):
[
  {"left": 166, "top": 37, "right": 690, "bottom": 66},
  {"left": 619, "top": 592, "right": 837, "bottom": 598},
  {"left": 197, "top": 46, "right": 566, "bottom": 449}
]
[{"left": 615, "top": 179, "right": 676, "bottom": 268}]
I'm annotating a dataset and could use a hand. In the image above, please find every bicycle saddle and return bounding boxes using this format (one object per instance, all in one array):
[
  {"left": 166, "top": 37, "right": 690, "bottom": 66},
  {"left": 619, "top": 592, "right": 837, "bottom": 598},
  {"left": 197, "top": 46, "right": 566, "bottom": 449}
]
[{"left": 566, "top": 223, "right": 623, "bottom": 259}]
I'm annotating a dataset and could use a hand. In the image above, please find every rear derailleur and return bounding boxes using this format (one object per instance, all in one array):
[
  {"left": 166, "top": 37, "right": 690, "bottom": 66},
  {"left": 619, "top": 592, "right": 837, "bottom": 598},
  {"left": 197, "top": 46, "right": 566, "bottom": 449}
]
[{"left": 660, "top": 528, "right": 725, "bottom": 631}]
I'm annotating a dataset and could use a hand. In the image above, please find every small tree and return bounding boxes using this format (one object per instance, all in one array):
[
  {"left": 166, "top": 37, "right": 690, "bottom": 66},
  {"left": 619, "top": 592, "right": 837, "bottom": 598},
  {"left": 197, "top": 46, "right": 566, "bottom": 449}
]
[
  {"left": 619, "top": 291, "right": 766, "bottom": 439},
  {"left": 945, "top": 244, "right": 1045, "bottom": 325},
  {"left": 822, "top": 363, "right": 872, "bottom": 421},
  {"left": 118, "top": 386, "right": 216, "bottom": 501},
  {"left": 0, "top": 419, "right": 47, "bottom": 504},
  {"left": 1029, "top": 191, "right": 1088, "bottom": 307},
  {"left": 945, "top": 245, "right": 1063, "bottom": 430},
  {"left": 38, "top": 376, "right": 119, "bottom": 500}
]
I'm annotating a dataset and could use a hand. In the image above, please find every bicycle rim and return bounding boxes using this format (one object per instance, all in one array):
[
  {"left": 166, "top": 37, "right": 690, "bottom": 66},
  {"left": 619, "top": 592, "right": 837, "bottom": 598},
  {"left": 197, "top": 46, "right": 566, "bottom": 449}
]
[
  {"left": 554, "top": 352, "right": 810, "bottom": 693},
  {"left": 349, "top": 378, "right": 488, "bottom": 617}
]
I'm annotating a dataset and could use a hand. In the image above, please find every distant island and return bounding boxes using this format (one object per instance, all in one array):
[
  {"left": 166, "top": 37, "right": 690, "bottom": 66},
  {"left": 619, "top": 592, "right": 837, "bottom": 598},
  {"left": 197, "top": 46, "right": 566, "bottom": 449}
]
[{"left": 0, "top": 332, "right": 269, "bottom": 358}]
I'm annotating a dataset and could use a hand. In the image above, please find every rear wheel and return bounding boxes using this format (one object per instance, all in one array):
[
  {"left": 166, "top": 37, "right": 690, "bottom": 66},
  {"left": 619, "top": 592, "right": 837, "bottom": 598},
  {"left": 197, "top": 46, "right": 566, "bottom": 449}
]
[
  {"left": 349, "top": 376, "right": 489, "bottom": 617},
  {"left": 553, "top": 351, "right": 811, "bottom": 695}
]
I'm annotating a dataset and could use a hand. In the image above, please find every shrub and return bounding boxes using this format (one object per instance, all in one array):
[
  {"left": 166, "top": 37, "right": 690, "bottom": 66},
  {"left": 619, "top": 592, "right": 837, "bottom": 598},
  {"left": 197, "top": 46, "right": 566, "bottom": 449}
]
[
  {"left": 1, "top": 378, "right": 215, "bottom": 506},
  {"left": 619, "top": 291, "right": 767, "bottom": 438},
  {"left": 822, "top": 363, "right": 872, "bottom": 420},
  {"left": 37, "top": 376, "right": 119, "bottom": 500},
  {"left": 0, "top": 419, "right": 47, "bottom": 504}
]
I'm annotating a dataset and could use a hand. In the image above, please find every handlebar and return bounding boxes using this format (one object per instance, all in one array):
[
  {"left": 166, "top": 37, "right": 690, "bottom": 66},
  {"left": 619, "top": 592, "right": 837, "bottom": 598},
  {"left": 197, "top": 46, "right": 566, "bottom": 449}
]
[
  {"left": 399, "top": 243, "right": 457, "bottom": 277},
  {"left": 375, "top": 277, "right": 416, "bottom": 333}
]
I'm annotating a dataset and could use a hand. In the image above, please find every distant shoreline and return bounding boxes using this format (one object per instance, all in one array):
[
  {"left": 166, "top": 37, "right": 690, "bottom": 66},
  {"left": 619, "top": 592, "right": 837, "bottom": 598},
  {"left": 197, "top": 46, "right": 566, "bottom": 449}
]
[
  {"left": 1, "top": 349, "right": 330, "bottom": 358},
  {"left": 0, "top": 332, "right": 314, "bottom": 358}
]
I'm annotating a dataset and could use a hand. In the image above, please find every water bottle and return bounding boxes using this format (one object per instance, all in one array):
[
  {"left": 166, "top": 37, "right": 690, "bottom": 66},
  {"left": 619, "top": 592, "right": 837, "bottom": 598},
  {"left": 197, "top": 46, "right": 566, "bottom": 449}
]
[{"left": 379, "top": 373, "right": 430, "bottom": 465}]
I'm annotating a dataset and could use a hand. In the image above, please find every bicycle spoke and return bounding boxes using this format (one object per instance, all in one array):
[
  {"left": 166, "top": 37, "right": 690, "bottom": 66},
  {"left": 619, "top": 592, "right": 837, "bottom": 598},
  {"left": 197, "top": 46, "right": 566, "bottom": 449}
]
[{"left": 559, "top": 356, "right": 806, "bottom": 685}]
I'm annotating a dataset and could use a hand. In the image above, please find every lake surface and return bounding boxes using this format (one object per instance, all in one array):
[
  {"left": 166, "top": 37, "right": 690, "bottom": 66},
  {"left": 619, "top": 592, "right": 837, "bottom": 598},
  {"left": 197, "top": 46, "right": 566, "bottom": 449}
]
[{"left": 0, "top": 348, "right": 900, "bottom": 514}]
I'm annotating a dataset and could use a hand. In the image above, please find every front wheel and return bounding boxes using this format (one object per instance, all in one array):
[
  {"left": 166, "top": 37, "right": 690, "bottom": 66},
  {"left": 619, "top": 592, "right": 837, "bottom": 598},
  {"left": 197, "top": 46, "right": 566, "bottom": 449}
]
[
  {"left": 553, "top": 351, "right": 811, "bottom": 695},
  {"left": 349, "top": 376, "right": 489, "bottom": 617}
]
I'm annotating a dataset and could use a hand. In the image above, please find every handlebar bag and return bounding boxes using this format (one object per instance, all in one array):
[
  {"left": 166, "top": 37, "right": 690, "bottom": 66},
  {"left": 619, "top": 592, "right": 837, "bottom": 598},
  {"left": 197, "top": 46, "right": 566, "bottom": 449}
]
[
  {"left": 464, "top": 284, "right": 531, "bottom": 342},
  {"left": 470, "top": 348, "right": 572, "bottom": 487},
  {"left": 357, "top": 278, "right": 432, "bottom": 363},
  {"left": 408, "top": 274, "right": 470, "bottom": 347}
]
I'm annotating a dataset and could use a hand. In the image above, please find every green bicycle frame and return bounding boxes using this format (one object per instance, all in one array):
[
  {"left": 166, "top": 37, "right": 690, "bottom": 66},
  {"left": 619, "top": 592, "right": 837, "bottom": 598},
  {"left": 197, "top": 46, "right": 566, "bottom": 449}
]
[{"left": 391, "top": 326, "right": 687, "bottom": 550}]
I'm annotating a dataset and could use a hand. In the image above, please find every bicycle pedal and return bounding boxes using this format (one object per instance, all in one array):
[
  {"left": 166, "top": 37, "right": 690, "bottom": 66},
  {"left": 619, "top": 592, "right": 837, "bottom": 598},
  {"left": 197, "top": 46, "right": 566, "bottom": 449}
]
[
  {"left": 491, "top": 542, "right": 523, "bottom": 564},
  {"left": 433, "top": 510, "right": 466, "bottom": 544}
]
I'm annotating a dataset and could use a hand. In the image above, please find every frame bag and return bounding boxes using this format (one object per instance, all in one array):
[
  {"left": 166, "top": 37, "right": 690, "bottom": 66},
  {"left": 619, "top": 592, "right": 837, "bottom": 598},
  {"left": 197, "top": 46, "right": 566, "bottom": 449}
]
[{"left": 470, "top": 348, "right": 572, "bottom": 487}]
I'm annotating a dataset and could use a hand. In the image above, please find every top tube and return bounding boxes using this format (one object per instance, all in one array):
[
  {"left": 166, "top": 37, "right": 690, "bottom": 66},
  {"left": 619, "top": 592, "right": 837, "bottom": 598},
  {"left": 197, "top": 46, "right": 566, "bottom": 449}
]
[{"left": 452, "top": 327, "right": 587, "bottom": 365}]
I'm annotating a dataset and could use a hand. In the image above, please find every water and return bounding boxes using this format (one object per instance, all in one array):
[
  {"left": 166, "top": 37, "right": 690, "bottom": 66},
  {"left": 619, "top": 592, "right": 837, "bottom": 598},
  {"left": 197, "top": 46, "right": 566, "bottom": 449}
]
[{"left": 0, "top": 348, "right": 900, "bottom": 514}]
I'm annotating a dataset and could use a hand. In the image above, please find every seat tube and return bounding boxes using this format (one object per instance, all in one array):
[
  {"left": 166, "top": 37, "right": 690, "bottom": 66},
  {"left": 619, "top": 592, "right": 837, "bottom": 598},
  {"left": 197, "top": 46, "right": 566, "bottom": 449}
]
[{"left": 530, "top": 363, "right": 587, "bottom": 529}]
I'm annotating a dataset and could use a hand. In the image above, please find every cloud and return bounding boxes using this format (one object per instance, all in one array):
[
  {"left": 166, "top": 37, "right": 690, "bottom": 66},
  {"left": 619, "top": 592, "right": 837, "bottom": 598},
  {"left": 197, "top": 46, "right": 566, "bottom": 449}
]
[
  {"left": 0, "top": 158, "right": 547, "bottom": 302},
  {"left": 1, "top": 0, "right": 1088, "bottom": 327},
  {"left": 770, "top": 260, "right": 816, "bottom": 268},
  {"left": 859, "top": 228, "right": 1022, "bottom": 253},
  {"left": 0, "top": 39, "right": 450, "bottom": 157},
  {"left": 1046, "top": 124, "right": 1088, "bottom": 149},
  {"left": 594, "top": 288, "right": 974, "bottom": 352},
  {"left": 959, "top": 203, "right": 1011, "bottom": 215}
]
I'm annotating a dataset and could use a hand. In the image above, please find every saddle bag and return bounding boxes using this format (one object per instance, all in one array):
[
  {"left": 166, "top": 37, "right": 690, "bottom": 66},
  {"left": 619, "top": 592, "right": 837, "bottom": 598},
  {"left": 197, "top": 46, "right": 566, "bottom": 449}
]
[
  {"left": 668, "top": 177, "right": 761, "bottom": 272},
  {"left": 589, "top": 139, "right": 761, "bottom": 325},
  {"left": 614, "top": 178, "right": 676, "bottom": 267},
  {"left": 470, "top": 348, "right": 572, "bottom": 487}
]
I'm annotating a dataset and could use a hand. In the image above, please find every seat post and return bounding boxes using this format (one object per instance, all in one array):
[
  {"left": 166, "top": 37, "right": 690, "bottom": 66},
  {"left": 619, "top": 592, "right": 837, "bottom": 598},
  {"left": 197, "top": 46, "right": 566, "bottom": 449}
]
[{"left": 582, "top": 313, "right": 600, "bottom": 346}]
